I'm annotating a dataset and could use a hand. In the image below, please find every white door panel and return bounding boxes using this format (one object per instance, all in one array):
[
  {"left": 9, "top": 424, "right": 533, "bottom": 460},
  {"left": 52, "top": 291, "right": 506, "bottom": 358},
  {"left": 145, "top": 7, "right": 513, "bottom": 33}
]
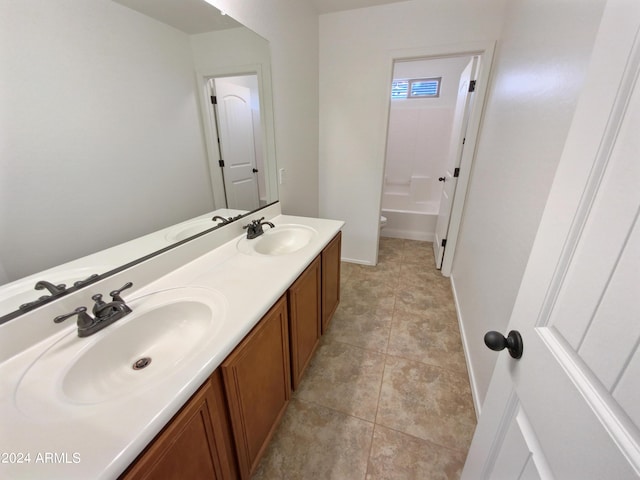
[
  {"left": 433, "top": 57, "right": 478, "bottom": 268},
  {"left": 214, "top": 80, "right": 260, "bottom": 211},
  {"left": 463, "top": 2, "right": 640, "bottom": 478}
]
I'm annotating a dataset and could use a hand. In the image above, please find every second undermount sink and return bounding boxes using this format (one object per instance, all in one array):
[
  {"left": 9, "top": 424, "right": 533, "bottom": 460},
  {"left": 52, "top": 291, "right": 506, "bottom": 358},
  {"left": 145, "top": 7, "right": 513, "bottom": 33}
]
[
  {"left": 15, "top": 287, "right": 227, "bottom": 417},
  {"left": 237, "top": 224, "right": 318, "bottom": 256}
]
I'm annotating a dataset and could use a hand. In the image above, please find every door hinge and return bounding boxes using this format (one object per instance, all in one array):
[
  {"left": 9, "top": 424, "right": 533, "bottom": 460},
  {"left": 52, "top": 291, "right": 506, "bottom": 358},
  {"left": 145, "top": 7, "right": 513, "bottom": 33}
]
[
  {"left": 210, "top": 95, "right": 217, "bottom": 105},
  {"left": 454, "top": 168, "right": 460, "bottom": 178},
  {"left": 468, "top": 80, "right": 476, "bottom": 93},
  {"left": 219, "top": 159, "right": 224, "bottom": 167},
  {"left": 441, "top": 239, "right": 447, "bottom": 248},
  {"left": 462, "top": 137, "right": 466, "bottom": 145}
]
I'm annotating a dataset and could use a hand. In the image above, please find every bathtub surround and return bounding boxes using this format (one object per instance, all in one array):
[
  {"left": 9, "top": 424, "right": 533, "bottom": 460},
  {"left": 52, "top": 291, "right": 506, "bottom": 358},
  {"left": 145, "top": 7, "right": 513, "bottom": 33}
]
[{"left": 379, "top": 206, "right": 438, "bottom": 242}]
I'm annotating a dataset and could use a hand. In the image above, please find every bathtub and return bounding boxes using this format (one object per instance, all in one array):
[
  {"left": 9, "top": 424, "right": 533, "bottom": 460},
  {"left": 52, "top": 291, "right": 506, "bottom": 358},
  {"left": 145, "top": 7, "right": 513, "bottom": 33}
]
[{"left": 380, "top": 182, "right": 440, "bottom": 242}]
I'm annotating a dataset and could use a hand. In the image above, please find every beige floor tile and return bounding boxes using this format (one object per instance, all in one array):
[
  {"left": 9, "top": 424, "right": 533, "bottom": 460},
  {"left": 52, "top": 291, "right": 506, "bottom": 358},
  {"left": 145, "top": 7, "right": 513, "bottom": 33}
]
[
  {"left": 339, "top": 284, "right": 396, "bottom": 317},
  {"left": 378, "top": 237, "right": 405, "bottom": 261},
  {"left": 252, "top": 240, "right": 476, "bottom": 479},
  {"left": 349, "top": 265, "right": 400, "bottom": 295},
  {"left": 294, "top": 340, "right": 386, "bottom": 421},
  {"left": 252, "top": 398, "right": 374, "bottom": 480},
  {"left": 376, "top": 356, "right": 476, "bottom": 452},
  {"left": 399, "top": 261, "right": 451, "bottom": 286},
  {"left": 387, "top": 308, "right": 468, "bottom": 374},
  {"left": 366, "top": 425, "right": 466, "bottom": 480},
  {"left": 324, "top": 304, "right": 393, "bottom": 353},
  {"left": 401, "top": 240, "right": 435, "bottom": 266},
  {"left": 394, "top": 285, "right": 441, "bottom": 312},
  {"left": 340, "top": 261, "right": 358, "bottom": 283}
]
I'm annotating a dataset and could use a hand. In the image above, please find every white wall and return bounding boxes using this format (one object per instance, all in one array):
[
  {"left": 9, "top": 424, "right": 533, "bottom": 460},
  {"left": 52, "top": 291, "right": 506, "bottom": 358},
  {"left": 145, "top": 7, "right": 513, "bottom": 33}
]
[
  {"left": 0, "top": 0, "right": 213, "bottom": 282},
  {"left": 318, "top": 0, "right": 507, "bottom": 265},
  {"left": 450, "top": 0, "right": 606, "bottom": 409},
  {"left": 205, "top": 0, "right": 320, "bottom": 217}
]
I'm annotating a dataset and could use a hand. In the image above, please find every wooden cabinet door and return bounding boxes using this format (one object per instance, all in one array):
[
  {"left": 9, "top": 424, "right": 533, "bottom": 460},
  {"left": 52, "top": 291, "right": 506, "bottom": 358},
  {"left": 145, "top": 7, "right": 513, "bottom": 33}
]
[
  {"left": 221, "top": 296, "right": 291, "bottom": 479},
  {"left": 121, "top": 373, "right": 231, "bottom": 480},
  {"left": 321, "top": 231, "right": 342, "bottom": 333},
  {"left": 288, "top": 256, "right": 321, "bottom": 390}
]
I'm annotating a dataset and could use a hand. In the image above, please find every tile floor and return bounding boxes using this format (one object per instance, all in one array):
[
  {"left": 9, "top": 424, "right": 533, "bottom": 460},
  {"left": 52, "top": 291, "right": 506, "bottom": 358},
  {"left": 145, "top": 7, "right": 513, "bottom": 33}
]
[{"left": 253, "top": 237, "right": 476, "bottom": 479}]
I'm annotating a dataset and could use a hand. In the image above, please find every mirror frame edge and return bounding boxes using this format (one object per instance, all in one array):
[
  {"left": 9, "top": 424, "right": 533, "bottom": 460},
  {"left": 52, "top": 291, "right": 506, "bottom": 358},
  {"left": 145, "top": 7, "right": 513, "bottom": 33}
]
[{"left": 0, "top": 201, "right": 279, "bottom": 325}]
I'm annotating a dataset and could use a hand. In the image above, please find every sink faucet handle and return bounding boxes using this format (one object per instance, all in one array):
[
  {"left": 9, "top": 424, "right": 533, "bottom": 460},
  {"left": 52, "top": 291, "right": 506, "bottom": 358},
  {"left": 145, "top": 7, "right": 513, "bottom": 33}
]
[
  {"left": 53, "top": 306, "right": 95, "bottom": 329},
  {"left": 91, "top": 293, "right": 108, "bottom": 316},
  {"left": 73, "top": 274, "right": 99, "bottom": 288},
  {"left": 243, "top": 217, "right": 263, "bottom": 229},
  {"left": 109, "top": 282, "right": 133, "bottom": 302},
  {"left": 91, "top": 293, "right": 105, "bottom": 305}
]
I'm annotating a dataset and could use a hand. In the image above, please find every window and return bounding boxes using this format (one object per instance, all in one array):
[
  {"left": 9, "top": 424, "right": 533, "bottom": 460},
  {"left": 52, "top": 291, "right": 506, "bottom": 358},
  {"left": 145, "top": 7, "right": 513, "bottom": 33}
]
[
  {"left": 391, "top": 80, "right": 409, "bottom": 98},
  {"left": 391, "top": 77, "right": 441, "bottom": 99}
]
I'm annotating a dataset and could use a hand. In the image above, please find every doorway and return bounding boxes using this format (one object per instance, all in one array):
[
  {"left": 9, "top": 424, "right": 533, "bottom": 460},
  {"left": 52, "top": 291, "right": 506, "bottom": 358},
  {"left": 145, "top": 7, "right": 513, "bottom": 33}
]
[
  {"left": 379, "top": 44, "right": 494, "bottom": 276},
  {"left": 207, "top": 74, "right": 265, "bottom": 211},
  {"left": 381, "top": 56, "right": 474, "bottom": 248}
]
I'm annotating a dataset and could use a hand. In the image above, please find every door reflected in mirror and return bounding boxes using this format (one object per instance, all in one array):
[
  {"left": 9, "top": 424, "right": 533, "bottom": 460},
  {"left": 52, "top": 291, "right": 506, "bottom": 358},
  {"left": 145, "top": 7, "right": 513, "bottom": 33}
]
[
  {"left": 212, "top": 75, "right": 265, "bottom": 211},
  {"left": 0, "top": 0, "right": 278, "bottom": 321}
]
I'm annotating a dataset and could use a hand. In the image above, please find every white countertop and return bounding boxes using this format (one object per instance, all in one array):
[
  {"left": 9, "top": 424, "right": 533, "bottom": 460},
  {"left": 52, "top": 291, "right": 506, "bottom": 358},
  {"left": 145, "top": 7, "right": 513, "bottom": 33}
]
[{"left": 0, "top": 213, "right": 344, "bottom": 480}]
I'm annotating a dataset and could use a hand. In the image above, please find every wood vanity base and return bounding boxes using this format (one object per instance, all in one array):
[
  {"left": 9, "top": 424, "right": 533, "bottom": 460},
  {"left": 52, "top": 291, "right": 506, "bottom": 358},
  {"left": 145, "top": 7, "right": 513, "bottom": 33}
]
[{"left": 121, "top": 232, "right": 342, "bottom": 480}]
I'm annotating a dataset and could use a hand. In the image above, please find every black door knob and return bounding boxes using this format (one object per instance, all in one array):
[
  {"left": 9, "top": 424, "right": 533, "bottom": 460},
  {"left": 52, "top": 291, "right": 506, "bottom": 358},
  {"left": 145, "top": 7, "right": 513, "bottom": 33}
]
[
  {"left": 438, "top": 176, "right": 446, "bottom": 182},
  {"left": 252, "top": 168, "right": 259, "bottom": 173},
  {"left": 484, "top": 330, "right": 523, "bottom": 359}
]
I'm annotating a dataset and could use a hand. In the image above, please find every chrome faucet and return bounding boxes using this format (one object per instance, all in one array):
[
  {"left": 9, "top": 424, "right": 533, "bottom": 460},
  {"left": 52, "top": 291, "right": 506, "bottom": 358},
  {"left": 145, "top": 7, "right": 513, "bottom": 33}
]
[
  {"left": 54, "top": 282, "right": 133, "bottom": 337},
  {"left": 243, "top": 217, "right": 275, "bottom": 239}
]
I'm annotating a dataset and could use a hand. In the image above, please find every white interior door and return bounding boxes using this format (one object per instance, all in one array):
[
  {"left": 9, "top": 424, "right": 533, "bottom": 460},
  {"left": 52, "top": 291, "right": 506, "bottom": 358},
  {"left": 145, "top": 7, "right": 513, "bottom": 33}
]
[
  {"left": 433, "top": 57, "right": 478, "bottom": 268},
  {"left": 214, "top": 79, "right": 260, "bottom": 211},
  {"left": 463, "top": 3, "right": 640, "bottom": 478}
]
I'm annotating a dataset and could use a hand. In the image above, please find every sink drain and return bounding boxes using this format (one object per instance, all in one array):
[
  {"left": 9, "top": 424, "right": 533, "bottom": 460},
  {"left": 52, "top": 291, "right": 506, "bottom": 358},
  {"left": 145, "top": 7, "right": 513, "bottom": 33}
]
[{"left": 132, "top": 357, "right": 152, "bottom": 370}]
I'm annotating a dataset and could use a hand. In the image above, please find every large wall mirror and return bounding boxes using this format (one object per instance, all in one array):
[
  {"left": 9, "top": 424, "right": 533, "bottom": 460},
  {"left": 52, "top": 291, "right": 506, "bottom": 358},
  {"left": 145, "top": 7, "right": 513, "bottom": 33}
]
[{"left": 0, "top": 0, "right": 278, "bottom": 321}]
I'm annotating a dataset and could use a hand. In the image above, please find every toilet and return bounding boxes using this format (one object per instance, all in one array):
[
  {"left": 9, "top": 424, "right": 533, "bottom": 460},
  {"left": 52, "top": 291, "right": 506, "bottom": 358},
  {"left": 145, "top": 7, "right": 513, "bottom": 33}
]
[{"left": 380, "top": 215, "right": 387, "bottom": 230}]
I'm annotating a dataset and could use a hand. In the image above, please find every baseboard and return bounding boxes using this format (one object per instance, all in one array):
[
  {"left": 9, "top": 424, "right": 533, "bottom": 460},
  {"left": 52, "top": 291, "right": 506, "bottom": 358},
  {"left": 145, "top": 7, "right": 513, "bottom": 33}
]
[
  {"left": 450, "top": 274, "right": 482, "bottom": 419},
  {"left": 341, "top": 257, "right": 375, "bottom": 266},
  {"left": 380, "top": 229, "right": 434, "bottom": 242}
]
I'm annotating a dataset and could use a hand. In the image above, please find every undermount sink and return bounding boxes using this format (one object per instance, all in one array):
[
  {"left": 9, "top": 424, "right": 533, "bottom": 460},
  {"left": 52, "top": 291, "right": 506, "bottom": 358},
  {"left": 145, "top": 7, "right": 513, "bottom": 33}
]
[
  {"left": 237, "top": 224, "right": 318, "bottom": 256},
  {"left": 15, "top": 287, "right": 227, "bottom": 417},
  {"left": 164, "top": 209, "right": 248, "bottom": 243}
]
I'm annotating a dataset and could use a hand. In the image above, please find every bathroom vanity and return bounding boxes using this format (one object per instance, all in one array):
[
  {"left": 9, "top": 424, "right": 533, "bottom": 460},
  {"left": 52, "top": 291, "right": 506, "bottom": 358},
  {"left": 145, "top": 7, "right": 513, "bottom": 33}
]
[{"left": 0, "top": 203, "right": 343, "bottom": 479}]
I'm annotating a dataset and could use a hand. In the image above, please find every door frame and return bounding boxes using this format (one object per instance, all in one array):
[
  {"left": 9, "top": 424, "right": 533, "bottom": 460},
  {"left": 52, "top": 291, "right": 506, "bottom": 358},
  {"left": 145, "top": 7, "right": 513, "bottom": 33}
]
[
  {"left": 210, "top": 77, "right": 261, "bottom": 210},
  {"left": 377, "top": 41, "right": 496, "bottom": 276},
  {"left": 463, "top": 0, "right": 640, "bottom": 474},
  {"left": 433, "top": 56, "right": 479, "bottom": 270},
  {"left": 195, "top": 63, "right": 277, "bottom": 210}
]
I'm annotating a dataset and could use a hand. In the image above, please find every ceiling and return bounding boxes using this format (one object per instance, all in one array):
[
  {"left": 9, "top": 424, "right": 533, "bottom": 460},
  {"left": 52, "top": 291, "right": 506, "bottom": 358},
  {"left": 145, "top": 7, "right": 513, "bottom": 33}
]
[
  {"left": 113, "top": 0, "right": 411, "bottom": 34},
  {"left": 113, "top": 0, "right": 242, "bottom": 34},
  {"left": 309, "top": 0, "right": 410, "bottom": 14}
]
